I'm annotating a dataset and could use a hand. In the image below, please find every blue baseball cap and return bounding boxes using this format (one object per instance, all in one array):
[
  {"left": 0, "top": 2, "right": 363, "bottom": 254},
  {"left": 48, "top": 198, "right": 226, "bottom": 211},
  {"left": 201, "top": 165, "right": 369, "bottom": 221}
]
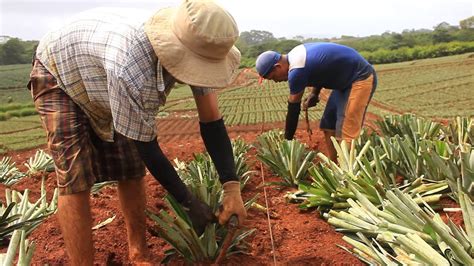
[{"left": 256, "top": 51, "right": 281, "bottom": 77}]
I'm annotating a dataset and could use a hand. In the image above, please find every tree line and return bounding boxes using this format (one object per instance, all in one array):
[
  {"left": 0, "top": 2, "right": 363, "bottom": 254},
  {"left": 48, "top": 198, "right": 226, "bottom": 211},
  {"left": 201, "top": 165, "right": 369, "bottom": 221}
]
[
  {"left": 0, "top": 38, "right": 37, "bottom": 65},
  {"left": 1, "top": 16, "right": 473, "bottom": 66},
  {"left": 237, "top": 16, "right": 474, "bottom": 66}
]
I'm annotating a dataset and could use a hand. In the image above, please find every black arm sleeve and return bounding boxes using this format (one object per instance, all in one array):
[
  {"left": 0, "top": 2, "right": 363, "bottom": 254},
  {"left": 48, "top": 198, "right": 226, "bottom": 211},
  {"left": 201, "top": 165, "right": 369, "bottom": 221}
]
[
  {"left": 285, "top": 101, "right": 301, "bottom": 140},
  {"left": 200, "top": 118, "right": 238, "bottom": 183},
  {"left": 134, "top": 139, "right": 190, "bottom": 204}
]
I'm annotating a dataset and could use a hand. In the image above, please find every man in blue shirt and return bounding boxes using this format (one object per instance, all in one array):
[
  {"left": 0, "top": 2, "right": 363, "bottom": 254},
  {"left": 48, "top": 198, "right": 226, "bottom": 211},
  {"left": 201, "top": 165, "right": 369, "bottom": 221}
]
[{"left": 256, "top": 42, "right": 377, "bottom": 161}]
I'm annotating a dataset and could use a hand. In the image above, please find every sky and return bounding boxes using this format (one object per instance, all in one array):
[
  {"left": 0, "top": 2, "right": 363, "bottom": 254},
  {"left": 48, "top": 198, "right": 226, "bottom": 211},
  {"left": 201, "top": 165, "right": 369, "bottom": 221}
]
[{"left": 0, "top": 0, "right": 473, "bottom": 41}]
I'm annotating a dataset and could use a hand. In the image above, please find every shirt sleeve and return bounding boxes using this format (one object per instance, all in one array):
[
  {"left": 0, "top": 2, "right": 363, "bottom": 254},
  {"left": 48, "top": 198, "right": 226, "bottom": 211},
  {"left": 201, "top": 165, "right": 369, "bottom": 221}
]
[
  {"left": 190, "top": 86, "right": 213, "bottom": 96},
  {"left": 288, "top": 68, "right": 308, "bottom": 95}
]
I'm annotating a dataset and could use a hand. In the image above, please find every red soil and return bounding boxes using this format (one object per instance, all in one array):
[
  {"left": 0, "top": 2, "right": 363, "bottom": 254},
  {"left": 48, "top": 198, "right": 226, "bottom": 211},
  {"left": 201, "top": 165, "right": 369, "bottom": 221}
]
[
  {"left": 0, "top": 111, "right": 462, "bottom": 265},
  {"left": 1, "top": 121, "right": 366, "bottom": 265}
]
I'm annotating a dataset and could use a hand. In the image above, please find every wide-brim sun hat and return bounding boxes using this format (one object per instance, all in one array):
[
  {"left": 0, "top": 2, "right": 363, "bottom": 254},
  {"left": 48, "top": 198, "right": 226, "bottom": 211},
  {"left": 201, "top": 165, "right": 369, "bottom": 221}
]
[{"left": 144, "top": 0, "right": 241, "bottom": 88}]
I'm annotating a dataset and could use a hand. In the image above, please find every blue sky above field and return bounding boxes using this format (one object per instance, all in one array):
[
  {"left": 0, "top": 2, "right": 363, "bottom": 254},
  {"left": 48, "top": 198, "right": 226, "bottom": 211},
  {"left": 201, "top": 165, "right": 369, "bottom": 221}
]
[{"left": 0, "top": 0, "right": 472, "bottom": 41}]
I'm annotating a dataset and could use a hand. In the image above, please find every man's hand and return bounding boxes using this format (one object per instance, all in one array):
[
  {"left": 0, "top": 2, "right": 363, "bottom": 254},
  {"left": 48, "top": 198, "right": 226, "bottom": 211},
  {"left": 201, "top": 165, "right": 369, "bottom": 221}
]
[
  {"left": 183, "top": 194, "right": 217, "bottom": 235},
  {"left": 219, "top": 181, "right": 247, "bottom": 225},
  {"left": 303, "top": 93, "right": 319, "bottom": 110}
]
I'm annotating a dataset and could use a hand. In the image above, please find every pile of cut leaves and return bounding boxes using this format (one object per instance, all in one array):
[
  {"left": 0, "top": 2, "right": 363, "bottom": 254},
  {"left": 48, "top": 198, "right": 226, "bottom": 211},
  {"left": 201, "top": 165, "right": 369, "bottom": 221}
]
[{"left": 256, "top": 115, "right": 473, "bottom": 265}]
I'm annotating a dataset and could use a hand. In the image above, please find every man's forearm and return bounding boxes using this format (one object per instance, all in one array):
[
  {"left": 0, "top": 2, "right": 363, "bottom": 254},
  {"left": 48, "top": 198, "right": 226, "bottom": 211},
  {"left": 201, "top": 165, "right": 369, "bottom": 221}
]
[
  {"left": 134, "top": 139, "right": 190, "bottom": 203},
  {"left": 285, "top": 101, "right": 301, "bottom": 140},
  {"left": 200, "top": 118, "right": 238, "bottom": 183}
]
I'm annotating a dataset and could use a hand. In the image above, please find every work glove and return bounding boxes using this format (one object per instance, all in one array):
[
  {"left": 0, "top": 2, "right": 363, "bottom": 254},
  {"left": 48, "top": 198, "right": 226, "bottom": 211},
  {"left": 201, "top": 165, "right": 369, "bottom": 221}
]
[
  {"left": 182, "top": 194, "right": 217, "bottom": 235},
  {"left": 303, "top": 93, "right": 319, "bottom": 111},
  {"left": 218, "top": 181, "right": 247, "bottom": 225}
]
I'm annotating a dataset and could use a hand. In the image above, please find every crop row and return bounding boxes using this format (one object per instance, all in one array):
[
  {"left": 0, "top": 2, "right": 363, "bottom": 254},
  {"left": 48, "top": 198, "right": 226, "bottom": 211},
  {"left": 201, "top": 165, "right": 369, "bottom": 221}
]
[{"left": 0, "top": 64, "right": 31, "bottom": 90}]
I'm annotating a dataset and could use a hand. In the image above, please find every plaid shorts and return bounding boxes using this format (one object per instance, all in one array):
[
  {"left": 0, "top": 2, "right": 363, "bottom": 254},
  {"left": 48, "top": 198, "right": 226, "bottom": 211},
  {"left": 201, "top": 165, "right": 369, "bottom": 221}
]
[
  {"left": 320, "top": 70, "right": 377, "bottom": 142},
  {"left": 29, "top": 59, "right": 146, "bottom": 195}
]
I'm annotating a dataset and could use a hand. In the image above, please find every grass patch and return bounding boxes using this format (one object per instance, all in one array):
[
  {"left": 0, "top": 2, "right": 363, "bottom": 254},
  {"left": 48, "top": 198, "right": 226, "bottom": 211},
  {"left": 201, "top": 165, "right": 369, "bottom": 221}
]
[
  {"left": 0, "top": 115, "right": 41, "bottom": 134},
  {"left": 0, "top": 64, "right": 31, "bottom": 90},
  {"left": 0, "top": 115, "right": 44, "bottom": 154},
  {"left": 0, "top": 127, "right": 46, "bottom": 154},
  {"left": 0, "top": 107, "right": 38, "bottom": 121},
  {"left": 0, "top": 87, "right": 33, "bottom": 105}
]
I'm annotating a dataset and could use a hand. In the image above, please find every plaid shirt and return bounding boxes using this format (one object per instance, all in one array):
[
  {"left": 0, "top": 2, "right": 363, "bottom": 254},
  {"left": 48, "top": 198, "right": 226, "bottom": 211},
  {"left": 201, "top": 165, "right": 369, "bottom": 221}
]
[{"left": 36, "top": 8, "right": 211, "bottom": 142}]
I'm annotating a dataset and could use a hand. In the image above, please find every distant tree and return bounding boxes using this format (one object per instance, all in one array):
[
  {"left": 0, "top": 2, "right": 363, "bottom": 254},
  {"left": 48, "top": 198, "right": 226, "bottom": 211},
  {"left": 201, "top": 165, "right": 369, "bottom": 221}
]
[
  {"left": 0, "top": 38, "right": 26, "bottom": 64},
  {"left": 381, "top": 31, "right": 393, "bottom": 38},
  {"left": 460, "top": 16, "right": 474, "bottom": 30},
  {"left": 235, "top": 38, "right": 249, "bottom": 54},
  {"left": 242, "top": 39, "right": 300, "bottom": 58},
  {"left": 432, "top": 28, "right": 453, "bottom": 43},
  {"left": 389, "top": 33, "right": 404, "bottom": 49},
  {"left": 237, "top": 22, "right": 474, "bottom": 68},
  {"left": 292, "top": 35, "right": 305, "bottom": 41},
  {"left": 24, "top": 41, "right": 38, "bottom": 63},
  {"left": 304, "top": 37, "right": 331, "bottom": 43},
  {"left": 239, "top": 30, "right": 276, "bottom": 46},
  {"left": 435, "top": 22, "right": 447, "bottom": 30},
  {"left": 273, "top": 39, "right": 302, "bottom": 53},
  {"left": 340, "top": 35, "right": 356, "bottom": 39},
  {"left": 244, "top": 43, "right": 268, "bottom": 58},
  {"left": 402, "top": 29, "right": 432, "bottom": 46},
  {"left": 452, "top": 28, "right": 474, "bottom": 42}
]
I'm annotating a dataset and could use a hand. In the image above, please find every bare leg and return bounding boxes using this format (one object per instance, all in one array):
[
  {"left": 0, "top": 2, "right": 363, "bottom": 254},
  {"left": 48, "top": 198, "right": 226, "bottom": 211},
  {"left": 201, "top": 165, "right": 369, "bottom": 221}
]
[
  {"left": 57, "top": 190, "right": 94, "bottom": 266},
  {"left": 323, "top": 130, "right": 337, "bottom": 163},
  {"left": 118, "top": 178, "right": 150, "bottom": 263}
]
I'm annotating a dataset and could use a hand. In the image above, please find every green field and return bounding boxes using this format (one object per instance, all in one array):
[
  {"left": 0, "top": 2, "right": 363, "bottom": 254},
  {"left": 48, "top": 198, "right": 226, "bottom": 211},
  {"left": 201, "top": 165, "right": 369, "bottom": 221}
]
[
  {"left": 162, "top": 52, "right": 474, "bottom": 122},
  {"left": 0, "top": 64, "right": 31, "bottom": 90},
  {"left": 1, "top": 53, "right": 473, "bottom": 153},
  {"left": 373, "top": 53, "right": 474, "bottom": 118},
  {"left": 0, "top": 88, "right": 33, "bottom": 105},
  {"left": 0, "top": 116, "right": 44, "bottom": 154}
]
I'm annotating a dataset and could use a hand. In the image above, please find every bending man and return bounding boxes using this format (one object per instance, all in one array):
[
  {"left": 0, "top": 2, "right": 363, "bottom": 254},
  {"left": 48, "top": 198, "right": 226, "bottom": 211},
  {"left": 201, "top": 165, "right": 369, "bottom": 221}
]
[
  {"left": 29, "top": 1, "right": 246, "bottom": 264},
  {"left": 256, "top": 42, "right": 377, "bottom": 161}
]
